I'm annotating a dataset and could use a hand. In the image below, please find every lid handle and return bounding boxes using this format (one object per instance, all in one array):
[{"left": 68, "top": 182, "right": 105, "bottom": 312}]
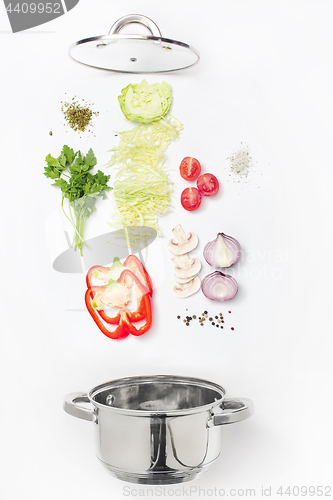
[{"left": 108, "top": 14, "right": 162, "bottom": 37}]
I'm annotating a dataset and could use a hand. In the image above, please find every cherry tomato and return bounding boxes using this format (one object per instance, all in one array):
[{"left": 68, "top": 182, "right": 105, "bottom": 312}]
[
  {"left": 179, "top": 157, "right": 201, "bottom": 181},
  {"left": 197, "top": 173, "right": 219, "bottom": 196},
  {"left": 181, "top": 187, "right": 202, "bottom": 211}
]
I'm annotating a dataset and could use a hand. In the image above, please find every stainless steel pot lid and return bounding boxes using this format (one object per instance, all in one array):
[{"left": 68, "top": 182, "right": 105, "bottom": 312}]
[
  {"left": 89, "top": 375, "right": 225, "bottom": 414},
  {"left": 69, "top": 14, "right": 200, "bottom": 73}
]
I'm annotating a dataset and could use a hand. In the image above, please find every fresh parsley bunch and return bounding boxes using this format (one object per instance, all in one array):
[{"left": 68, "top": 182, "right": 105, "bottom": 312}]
[{"left": 44, "top": 145, "right": 112, "bottom": 256}]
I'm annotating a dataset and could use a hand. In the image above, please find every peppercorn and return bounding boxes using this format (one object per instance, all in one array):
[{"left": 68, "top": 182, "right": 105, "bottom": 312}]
[
  {"left": 204, "top": 311, "right": 208, "bottom": 314},
  {"left": 209, "top": 317, "right": 212, "bottom": 321},
  {"left": 177, "top": 315, "right": 180, "bottom": 319},
  {"left": 186, "top": 322, "right": 189, "bottom": 326},
  {"left": 212, "top": 322, "right": 215, "bottom": 325},
  {"left": 193, "top": 315, "right": 197, "bottom": 319}
]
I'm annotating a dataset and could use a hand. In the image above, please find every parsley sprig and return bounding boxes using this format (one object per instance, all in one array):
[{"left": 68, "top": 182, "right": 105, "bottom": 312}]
[{"left": 44, "top": 145, "right": 112, "bottom": 256}]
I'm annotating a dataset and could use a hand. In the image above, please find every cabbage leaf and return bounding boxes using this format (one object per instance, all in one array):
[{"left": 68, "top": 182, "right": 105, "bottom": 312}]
[{"left": 118, "top": 80, "right": 172, "bottom": 124}]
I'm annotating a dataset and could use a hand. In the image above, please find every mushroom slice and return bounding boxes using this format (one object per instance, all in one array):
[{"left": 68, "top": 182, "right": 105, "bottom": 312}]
[
  {"left": 173, "top": 276, "right": 201, "bottom": 298},
  {"left": 173, "top": 255, "right": 201, "bottom": 280},
  {"left": 174, "top": 274, "right": 198, "bottom": 284},
  {"left": 168, "top": 224, "right": 198, "bottom": 255},
  {"left": 171, "top": 253, "right": 193, "bottom": 267}
]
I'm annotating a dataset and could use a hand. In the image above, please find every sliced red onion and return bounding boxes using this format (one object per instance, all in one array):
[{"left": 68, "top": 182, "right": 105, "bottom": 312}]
[
  {"left": 201, "top": 271, "right": 238, "bottom": 301},
  {"left": 203, "top": 233, "right": 241, "bottom": 268}
]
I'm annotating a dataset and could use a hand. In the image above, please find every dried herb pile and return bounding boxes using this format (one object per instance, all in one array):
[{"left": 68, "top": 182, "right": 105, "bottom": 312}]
[{"left": 61, "top": 98, "right": 99, "bottom": 133}]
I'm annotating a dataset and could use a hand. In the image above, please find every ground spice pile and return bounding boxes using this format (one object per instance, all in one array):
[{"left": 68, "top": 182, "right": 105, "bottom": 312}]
[
  {"left": 228, "top": 143, "right": 253, "bottom": 181},
  {"left": 61, "top": 97, "right": 99, "bottom": 133}
]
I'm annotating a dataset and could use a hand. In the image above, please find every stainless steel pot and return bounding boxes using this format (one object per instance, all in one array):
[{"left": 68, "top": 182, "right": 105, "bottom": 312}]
[{"left": 64, "top": 375, "right": 254, "bottom": 484}]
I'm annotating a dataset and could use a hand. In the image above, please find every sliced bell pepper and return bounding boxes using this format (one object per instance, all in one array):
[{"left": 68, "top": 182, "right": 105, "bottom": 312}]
[
  {"left": 86, "top": 255, "right": 153, "bottom": 325},
  {"left": 85, "top": 287, "right": 128, "bottom": 339},
  {"left": 85, "top": 268, "right": 121, "bottom": 324},
  {"left": 86, "top": 255, "right": 153, "bottom": 296},
  {"left": 123, "top": 255, "right": 153, "bottom": 297},
  {"left": 86, "top": 265, "right": 110, "bottom": 288},
  {"left": 85, "top": 269, "right": 152, "bottom": 340},
  {"left": 118, "top": 266, "right": 151, "bottom": 323}
]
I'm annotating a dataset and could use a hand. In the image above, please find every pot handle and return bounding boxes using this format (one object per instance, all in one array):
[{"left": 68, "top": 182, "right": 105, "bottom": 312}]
[
  {"left": 63, "top": 392, "right": 97, "bottom": 424},
  {"left": 207, "top": 398, "right": 254, "bottom": 427},
  {"left": 108, "top": 14, "right": 162, "bottom": 37}
]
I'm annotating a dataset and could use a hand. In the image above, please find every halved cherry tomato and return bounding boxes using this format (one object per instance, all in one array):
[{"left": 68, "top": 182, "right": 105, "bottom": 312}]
[
  {"left": 197, "top": 173, "right": 219, "bottom": 196},
  {"left": 179, "top": 157, "right": 201, "bottom": 181},
  {"left": 180, "top": 187, "right": 202, "bottom": 211}
]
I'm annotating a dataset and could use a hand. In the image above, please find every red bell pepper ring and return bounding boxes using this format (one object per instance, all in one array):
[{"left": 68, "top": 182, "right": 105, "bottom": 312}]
[
  {"left": 118, "top": 266, "right": 150, "bottom": 323},
  {"left": 86, "top": 256, "right": 153, "bottom": 296},
  {"left": 123, "top": 255, "right": 153, "bottom": 297},
  {"left": 85, "top": 286, "right": 121, "bottom": 325},
  {"left": 86, "top": 256, "right": 153, "bottom": 324},
  {"left": 86, "top": 268, "right": 122, "bottom": 324},
  {"left": 85, "top": 269, "right": 152, "bottom": 340},
  {"left": 86, "top": 265, "right": 109, "bottom": 288},
  {"left": 85, "top": 287, "right": 128, "bottom": 339}
]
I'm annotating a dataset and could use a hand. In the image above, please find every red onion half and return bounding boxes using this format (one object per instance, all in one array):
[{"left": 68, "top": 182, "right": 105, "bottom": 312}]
[
  {"left": 201, "top": 271, "right": 238, "bottom": 301},
  {"left": 203, "top": 233, "right": 241, "bottom": 268}
]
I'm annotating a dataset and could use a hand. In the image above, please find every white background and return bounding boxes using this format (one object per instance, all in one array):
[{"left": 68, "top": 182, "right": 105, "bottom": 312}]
[{"left": 1, "top": 1, "right": 333, "bottom": 499}]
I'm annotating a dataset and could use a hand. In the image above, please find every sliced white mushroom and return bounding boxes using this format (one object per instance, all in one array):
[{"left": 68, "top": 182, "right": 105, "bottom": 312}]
[
  {"left": 173, "top": 276, "right": 201, "bottom": 298},
  {"left": 168, "top": 224, "right": 198, "bottom": 255},
  {"left": 174, "top": 274, "right": 198, "bottom": 284},
  {"left": 173, "top": 257, "right": 201, "bottom": 280},
  {"left": 171, "top": 253, "right": 193, "bottom": 267}
]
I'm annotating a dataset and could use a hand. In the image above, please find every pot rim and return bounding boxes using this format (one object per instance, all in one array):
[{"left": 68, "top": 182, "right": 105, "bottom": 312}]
[{"left": 88, "top": 375, "right": 226, "bottom": 417}]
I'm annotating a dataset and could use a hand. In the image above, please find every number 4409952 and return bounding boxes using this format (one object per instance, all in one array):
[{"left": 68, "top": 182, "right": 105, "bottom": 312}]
[
  {"left": 277, "top": 486, "right": 331, "bottom": 496},
  {"left": 6, "top": 3, "right": 61, "bottom": 14}
]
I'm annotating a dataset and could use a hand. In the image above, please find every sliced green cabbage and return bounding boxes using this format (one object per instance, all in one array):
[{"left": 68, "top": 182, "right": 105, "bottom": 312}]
[
  {"left": 118, "top": 80, "right": 172, "bottom": 124},
  {"left": 108, "top": 115, "right": 183, "bottom": 236}
]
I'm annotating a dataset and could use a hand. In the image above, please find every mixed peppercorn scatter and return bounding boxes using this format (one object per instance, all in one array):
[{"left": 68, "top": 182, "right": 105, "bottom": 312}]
[{"left": 176, "top": 311, "right": 234, "bottom": 330}]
